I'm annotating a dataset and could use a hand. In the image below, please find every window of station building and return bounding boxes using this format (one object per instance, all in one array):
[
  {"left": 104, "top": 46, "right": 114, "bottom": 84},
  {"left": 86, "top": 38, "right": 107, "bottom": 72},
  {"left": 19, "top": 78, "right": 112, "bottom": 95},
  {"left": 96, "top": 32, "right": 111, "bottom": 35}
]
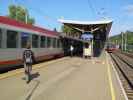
[
  {"left": 47, "top": 37, "right": 51, "bottom": 48},
  {"left": 40, "top": 36, "right": 46, "bottom": 48},
  {"left": 0, "top": 29, "right": 2, "bottom": 48},
  {"left": 32, "top": 34, "right": 39, "bottom": 48},
  {"left": 7, "top": 30, "right": 18, "bottom": 48},
  {"left": 21, "top": 32, "right": 30, "bottom": 48}
]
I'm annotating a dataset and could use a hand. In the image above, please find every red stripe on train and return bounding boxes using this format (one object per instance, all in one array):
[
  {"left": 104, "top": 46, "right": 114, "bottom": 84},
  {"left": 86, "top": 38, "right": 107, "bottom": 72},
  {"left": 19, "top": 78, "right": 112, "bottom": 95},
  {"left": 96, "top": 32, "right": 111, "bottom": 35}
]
[
  {"left": 0, "top": 59, "right": 22, "bottom": 65},
  {"left": 0, "top": 53, "right": 64, "bottom": 66}
]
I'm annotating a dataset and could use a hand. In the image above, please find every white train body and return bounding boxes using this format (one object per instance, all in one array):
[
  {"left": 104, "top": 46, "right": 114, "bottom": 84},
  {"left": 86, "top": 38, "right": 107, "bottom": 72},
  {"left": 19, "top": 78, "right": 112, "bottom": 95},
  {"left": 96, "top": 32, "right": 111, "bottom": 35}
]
[{"left": 0, "top": 16, "right": 64, "bottom": 69}]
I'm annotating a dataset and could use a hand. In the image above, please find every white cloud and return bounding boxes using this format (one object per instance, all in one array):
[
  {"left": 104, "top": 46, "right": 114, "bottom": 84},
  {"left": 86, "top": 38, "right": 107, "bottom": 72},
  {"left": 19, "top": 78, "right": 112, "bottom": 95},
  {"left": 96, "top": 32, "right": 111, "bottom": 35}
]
[{"left": 123, "top": 4, "right": 133, "bottom": 15}]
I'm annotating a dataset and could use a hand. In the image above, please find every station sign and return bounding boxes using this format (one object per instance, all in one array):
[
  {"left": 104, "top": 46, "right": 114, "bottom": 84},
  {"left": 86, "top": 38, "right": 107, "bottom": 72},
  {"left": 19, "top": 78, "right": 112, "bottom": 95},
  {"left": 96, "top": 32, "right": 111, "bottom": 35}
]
[
  {"left": 81, "top": 32, "right": 93, "bottom": 41},
  {"left": 21, "top": 32, "right": 29, "bottom": 37}
]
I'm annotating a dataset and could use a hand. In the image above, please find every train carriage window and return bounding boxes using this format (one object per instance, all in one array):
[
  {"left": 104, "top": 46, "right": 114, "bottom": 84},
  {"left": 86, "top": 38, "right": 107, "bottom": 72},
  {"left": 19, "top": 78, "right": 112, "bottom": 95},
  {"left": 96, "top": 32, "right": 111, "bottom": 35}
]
[
  {"left": 47, "top": 37, "right": 51, "bottom": 48},
  {"left": 53, "top": 38, "right": 56, "bottom": 48},
  {"left": 57, "top": 39, "right": 60, "bottom": 48},
  {"left": 32, "top": 34, "right": 39, "bottom": 48},
  {"left": 41, "top": 36, "right": 46, "bottom": 48},
  {"left": 55, "top": 38, "right": 57, "bottom": 48},
  {"left": 50, "top": 38, "right": 53, "bottom": 48},
  {"left": 0, "top": 29, "right": 2, "bottom": 48},
  {"left": 7, "top": 30, "right": 18, "bottom": 48},
  {"left": 21, "top": 32, "right": 30, "bottom": 48},
  {"left": 59, "top": 40, "right": 62, "bottom": 48}
]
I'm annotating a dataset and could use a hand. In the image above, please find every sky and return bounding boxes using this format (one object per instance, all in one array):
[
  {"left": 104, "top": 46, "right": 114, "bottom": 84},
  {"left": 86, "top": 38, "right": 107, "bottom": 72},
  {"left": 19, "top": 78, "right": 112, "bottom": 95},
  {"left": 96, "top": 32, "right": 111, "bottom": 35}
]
[{"left": 0, "top": 0, "right": 133, "bottom": 36}]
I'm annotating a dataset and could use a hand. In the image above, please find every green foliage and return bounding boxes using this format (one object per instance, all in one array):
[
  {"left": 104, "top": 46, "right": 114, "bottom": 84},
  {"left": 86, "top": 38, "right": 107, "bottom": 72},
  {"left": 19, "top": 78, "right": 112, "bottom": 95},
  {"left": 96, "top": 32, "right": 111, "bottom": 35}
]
[
  {"left": 61, "top": 25, "right": 77, "bottom": 33},
  {"left": 8, "top": 5, "right": 35, "bottom": 25},
  {"left": 126, "top": 31, "right": 133, "bottom": 44},
  {"left": 8, "top": 5, "right": 16, "bottom": 19},
  {"left": 109, "top": 31, "right": 133, "bottom": 45},
  {"left": 27, "top": 17, "right": 35, "bottom": 25},
  {"left": 53, "top": 28, "right": 57, "bottom": 32}
]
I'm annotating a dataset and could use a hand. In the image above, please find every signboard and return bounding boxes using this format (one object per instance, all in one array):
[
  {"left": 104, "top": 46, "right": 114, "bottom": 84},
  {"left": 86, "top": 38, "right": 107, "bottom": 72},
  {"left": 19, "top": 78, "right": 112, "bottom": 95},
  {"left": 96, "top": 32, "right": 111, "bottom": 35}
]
[
  {"left": 21, "top": 32, "right": 29, "bottom": 37},
  {"left": 81, "top": 32, "right": 93, "bottom": 41}
]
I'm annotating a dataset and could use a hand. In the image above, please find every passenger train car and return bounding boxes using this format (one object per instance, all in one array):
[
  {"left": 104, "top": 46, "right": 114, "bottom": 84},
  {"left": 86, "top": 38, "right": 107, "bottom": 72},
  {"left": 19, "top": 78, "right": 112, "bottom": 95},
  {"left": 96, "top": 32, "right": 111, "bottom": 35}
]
[
  {"left": 0, "top": 16, "right": 64, "bottom": 70},
  {"left": 106, "top": 43, "right": 118, "bottom": 53}
]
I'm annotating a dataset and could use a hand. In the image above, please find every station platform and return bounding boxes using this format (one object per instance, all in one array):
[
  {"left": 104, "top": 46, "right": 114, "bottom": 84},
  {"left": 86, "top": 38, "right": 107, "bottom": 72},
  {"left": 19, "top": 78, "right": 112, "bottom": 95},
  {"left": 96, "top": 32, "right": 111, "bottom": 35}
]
[{"left": 0, "top": 52, "right": 126, "bottom": 100}]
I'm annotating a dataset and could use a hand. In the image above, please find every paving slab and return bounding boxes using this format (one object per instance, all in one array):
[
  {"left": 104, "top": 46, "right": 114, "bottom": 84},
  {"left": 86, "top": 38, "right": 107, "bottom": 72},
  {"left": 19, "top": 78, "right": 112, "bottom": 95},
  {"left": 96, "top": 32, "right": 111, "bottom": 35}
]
[{"left": 0, "top": 52, "right": 126, "bottom": 100}]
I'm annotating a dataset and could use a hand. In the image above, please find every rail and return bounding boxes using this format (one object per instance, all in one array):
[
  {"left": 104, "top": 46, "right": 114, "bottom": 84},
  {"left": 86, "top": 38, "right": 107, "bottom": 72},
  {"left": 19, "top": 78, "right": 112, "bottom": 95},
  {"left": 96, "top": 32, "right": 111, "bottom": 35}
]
[{"left": 110, "top": 52, "right": 133, "bottom": 100}]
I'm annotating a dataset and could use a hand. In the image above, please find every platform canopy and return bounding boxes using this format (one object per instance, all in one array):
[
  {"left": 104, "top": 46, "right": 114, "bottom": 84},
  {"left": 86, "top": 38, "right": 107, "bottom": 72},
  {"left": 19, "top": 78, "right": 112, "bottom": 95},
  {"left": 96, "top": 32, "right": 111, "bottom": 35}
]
[
  {"left": 58, "top": 19, "right": 113, "bottom": 57},
  {"left": 58, "top": 19, "right": 113, "bottom": 34}
]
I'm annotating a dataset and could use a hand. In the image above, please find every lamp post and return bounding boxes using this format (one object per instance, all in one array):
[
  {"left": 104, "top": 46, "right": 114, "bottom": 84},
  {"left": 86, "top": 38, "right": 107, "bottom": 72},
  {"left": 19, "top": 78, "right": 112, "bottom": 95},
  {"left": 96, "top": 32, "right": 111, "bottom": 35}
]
[
  {"left": 121, "top": 32, "right": 124, "bottom": 51},
  {"left": 124, "top": 33, "right": 127, "bottom": 51}
]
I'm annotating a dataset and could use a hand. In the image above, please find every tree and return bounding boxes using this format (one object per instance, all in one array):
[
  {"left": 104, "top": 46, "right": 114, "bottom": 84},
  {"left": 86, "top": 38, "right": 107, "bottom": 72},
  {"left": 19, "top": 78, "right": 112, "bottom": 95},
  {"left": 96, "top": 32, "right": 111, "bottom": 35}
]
[
  {"left": 27, "top": 17, "right": 35, "bottom": 25},
  {"left": 8, "top": 5, "right": 35, "bottom": 25},
  {"left": 61, "top": 25, "right": 77, "bottom": 33},
  {"left": 109, "top": 31, "right": 133, "bottom": 45},
  {"left": 53, "top": 28, "right": 57, "bottom": 32},
  {"left": 61, "top": 25, "right": 81, "bottom": 38},
  {"left": 8, "top": 5, "right": 16, "bottom": 19}
]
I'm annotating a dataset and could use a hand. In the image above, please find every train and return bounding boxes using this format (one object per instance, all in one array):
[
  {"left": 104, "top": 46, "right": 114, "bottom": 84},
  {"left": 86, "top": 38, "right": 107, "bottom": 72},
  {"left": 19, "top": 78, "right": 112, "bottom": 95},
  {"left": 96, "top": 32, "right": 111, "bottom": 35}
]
[
  {"left": 106, "top": 43, "right": 119, "bottom": 53},
  {"left": 0, "top": 16, "right": 64, "bottom": 70}
]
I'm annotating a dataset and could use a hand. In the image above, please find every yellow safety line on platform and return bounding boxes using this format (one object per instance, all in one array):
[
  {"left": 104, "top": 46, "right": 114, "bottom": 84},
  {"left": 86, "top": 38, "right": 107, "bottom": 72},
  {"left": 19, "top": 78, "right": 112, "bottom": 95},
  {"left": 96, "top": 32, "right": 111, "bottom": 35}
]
[
  {"left": 0, "top": 57, "right": 68, "bottom": 80},
  {"left": 106, "top": 53, "right": 116, "bottom": 100}
]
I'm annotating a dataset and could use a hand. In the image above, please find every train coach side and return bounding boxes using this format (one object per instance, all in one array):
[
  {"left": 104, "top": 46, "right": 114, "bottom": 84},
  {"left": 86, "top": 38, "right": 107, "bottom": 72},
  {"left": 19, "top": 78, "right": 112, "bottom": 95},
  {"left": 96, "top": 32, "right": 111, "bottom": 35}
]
[{"left": 0, "top": 16, "right": 64, "bottom": 71}]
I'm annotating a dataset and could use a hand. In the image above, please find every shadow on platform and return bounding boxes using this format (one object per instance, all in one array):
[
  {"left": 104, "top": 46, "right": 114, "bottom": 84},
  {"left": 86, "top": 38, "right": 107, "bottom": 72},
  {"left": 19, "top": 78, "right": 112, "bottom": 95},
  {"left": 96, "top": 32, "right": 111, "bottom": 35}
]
[
  {"left": 30, "top": 72, "right": 40, "bottom": 80},
  {"left": 22, "top": 72, "right": 40, "bottom": 81}
]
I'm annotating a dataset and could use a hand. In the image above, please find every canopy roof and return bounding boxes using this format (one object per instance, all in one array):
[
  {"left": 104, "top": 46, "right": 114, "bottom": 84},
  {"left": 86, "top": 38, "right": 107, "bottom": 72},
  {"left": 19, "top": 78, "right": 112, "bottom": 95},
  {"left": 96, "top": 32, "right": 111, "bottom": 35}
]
[
  {"left": 58, "top": 19, "right": 112, "bottom": 25},
  {"left": 58, "top": 19, "right": 113, "bottom": 33}
]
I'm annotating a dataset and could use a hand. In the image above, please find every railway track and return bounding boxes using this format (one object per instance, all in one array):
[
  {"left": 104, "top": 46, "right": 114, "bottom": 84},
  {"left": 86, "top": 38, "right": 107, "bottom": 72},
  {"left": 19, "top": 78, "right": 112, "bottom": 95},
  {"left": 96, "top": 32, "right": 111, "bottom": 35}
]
[
  {"left": 120, "top": 51, "right": 133, "bottom": 59},
  {"left": 110, "top": 52, "right": 133, "bottom": 100}
]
